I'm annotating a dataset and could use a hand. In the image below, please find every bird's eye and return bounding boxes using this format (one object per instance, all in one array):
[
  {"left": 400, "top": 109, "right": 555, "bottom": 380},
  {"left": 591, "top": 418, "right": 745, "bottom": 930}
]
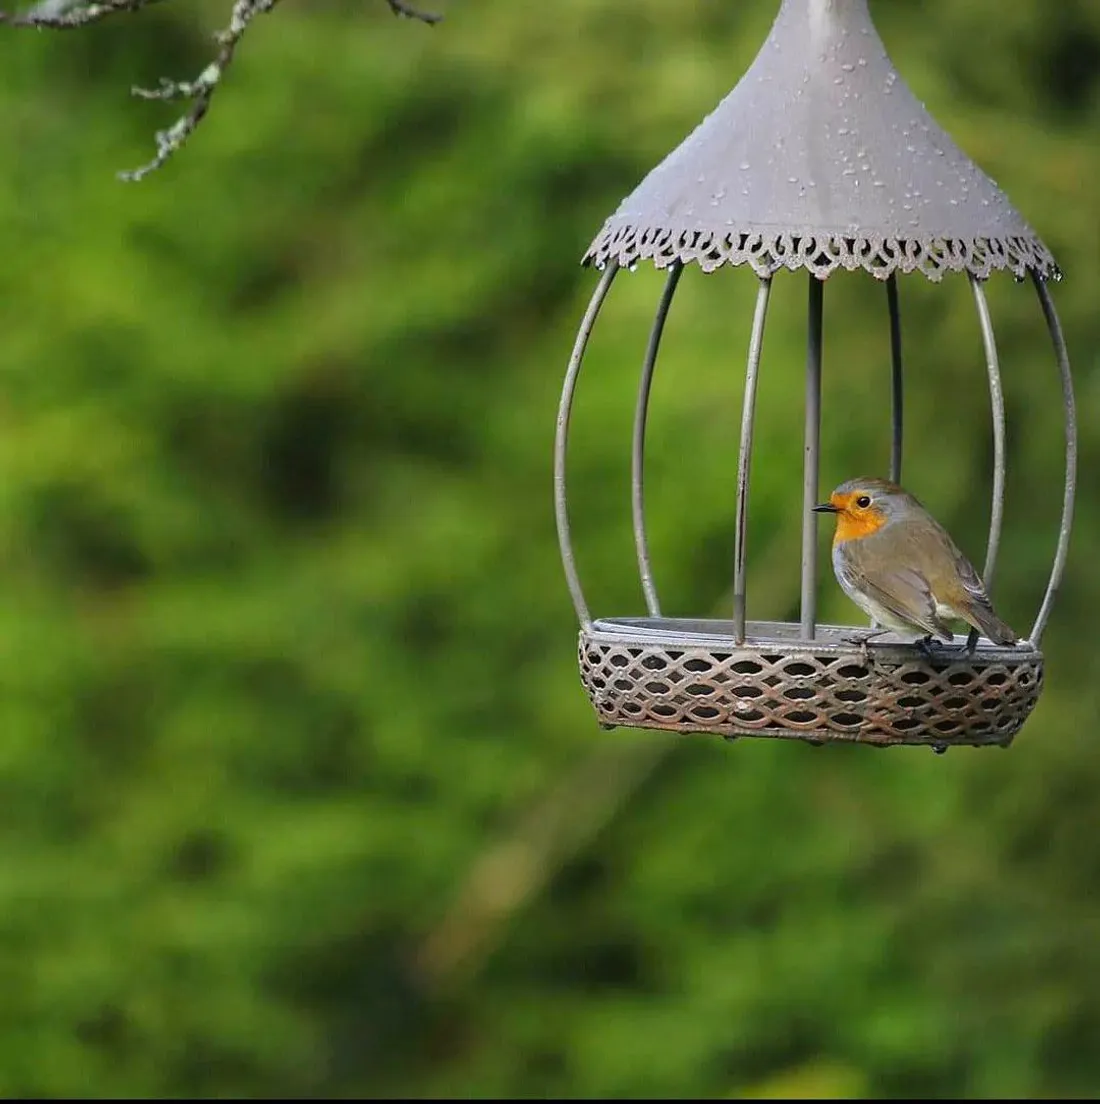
[{"left": 855, "top": 495, "right": 872, "bottom": 509}]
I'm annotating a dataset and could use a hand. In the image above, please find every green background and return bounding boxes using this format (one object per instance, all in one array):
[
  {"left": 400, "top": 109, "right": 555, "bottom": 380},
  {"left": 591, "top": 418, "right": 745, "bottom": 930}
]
[{"left": 0, "top": 0, "right": 1097, "bottom": 1096}]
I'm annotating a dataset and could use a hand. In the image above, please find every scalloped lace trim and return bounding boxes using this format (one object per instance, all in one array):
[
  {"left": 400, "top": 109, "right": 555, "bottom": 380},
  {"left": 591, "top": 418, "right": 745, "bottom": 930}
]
[{"left": 583, "top": 222, "right": 1059, "bottom": 282}]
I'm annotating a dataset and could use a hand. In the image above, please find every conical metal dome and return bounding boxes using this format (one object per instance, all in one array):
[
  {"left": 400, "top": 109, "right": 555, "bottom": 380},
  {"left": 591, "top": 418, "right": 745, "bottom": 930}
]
[{"left": 585, "top": 0, "right": 1057, "bottom": 281}]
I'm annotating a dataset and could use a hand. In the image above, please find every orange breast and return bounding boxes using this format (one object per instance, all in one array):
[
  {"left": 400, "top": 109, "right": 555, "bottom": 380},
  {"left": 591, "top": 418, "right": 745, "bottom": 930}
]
[{"left": 834, "top": 508, "right": 888, "bottom": 545}]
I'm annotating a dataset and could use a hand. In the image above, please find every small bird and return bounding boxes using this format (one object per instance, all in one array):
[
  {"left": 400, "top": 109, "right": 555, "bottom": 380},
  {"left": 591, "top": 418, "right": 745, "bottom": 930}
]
[{"left": 813, "top": 477, "right": 1017, "bottom": 648}]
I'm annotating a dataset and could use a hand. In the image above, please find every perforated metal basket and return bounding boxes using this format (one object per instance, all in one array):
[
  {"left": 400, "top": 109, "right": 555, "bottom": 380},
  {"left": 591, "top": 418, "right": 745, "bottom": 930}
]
[{"left": 580, "top": 620, "right": 1042, "bottom": 750}]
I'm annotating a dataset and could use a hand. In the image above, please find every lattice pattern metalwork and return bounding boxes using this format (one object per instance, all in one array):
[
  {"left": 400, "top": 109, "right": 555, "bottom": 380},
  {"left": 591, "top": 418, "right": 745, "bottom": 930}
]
[
  {"left": 584, "top": 226, "right": 1057, "bottom": 283},
  {"left": 579, "top": 621, "right": 1042, "bottom": 748}
]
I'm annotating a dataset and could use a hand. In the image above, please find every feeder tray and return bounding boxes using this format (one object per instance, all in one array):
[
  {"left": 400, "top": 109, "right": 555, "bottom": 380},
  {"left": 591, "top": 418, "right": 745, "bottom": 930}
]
[
  {"left": 554, "top": 0, "right": 1075, "bottom": 751},
  {"left": 580, "top": 620, "right": 1042, "bottom": 749}
]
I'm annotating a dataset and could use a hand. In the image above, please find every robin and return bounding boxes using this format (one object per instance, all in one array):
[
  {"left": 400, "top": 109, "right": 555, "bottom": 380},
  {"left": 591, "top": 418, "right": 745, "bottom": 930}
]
[{"left": 813, "top": 477, "right": 1017, "bottom": 651}]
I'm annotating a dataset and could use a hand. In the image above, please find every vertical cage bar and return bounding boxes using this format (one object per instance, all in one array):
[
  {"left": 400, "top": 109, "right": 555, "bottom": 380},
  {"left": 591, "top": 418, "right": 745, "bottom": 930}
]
[
  {"left": 733, "top": 277, "right": 773, "bottom": 643},
  {"left": 1030, "top": 274, "right": 1077, "bottom": 646},
  {"left": 969, "top": 275, "right": 1006, "bottom": 591},
  {"left": 887, "top": 274, "right": 904, "bottom": 484},
  {"left": 554, "top": 262, "right": 619, "bottom": 630},
  {"left": 632, "top": 262, "right": 683, "bottom": 617},
  {"left": 800, "top": 276, "right": 824, "bottom": 639},
  {"left": 869, "top": 273, "right": 905, "bottom": 631}
]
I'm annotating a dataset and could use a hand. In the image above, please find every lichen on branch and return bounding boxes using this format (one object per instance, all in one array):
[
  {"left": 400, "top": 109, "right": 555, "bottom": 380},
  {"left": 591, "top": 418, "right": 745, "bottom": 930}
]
[{"left": 0, "top": 0, "right": 442, "bottom": 180}]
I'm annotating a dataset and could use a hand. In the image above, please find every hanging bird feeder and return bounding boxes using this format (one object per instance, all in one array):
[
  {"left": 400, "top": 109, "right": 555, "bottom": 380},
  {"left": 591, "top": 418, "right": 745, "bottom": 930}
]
[{"left": 554, "top": 0, "right": 1076, "bottom": 750}]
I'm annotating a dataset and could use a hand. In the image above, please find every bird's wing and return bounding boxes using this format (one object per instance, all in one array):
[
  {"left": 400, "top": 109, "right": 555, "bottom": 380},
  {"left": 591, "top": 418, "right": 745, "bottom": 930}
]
[
  {"left": 861, "top": 568, "right": 953, "bottom": 639},
  {"left": 901, "top": 519, "right": 1018, "bottom": 640},
  {"left": 841, "top": 538, "right": 953, "bottom": 640},
  {"left": 917, "top": 529, "right": 1017, "bottom": 644},
  {"left": 936, "top": 533, "right": 990, "bottom": 603}
]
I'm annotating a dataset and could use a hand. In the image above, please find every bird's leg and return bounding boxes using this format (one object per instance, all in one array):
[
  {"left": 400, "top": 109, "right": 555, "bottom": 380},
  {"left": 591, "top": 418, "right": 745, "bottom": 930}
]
[
  {"left": 916, "top": 634, "right": 938, "bottom": 662},
  {"left": 934, "top": 628, "right": 979, "bottom": 658}
]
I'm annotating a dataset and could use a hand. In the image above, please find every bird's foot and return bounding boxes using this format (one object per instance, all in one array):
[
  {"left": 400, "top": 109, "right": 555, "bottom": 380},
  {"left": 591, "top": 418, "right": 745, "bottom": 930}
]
[
  {"left": 929, "top": 630, "right": 979, "bottom": 659},
  {"left": 916, "top": 633, "right": 969, "bottom": 663}
]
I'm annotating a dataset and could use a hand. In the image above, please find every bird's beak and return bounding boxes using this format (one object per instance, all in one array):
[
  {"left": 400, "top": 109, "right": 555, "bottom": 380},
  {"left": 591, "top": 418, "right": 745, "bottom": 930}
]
[{"left": 813, "top": 502, "right": 839, "bottom": 514}]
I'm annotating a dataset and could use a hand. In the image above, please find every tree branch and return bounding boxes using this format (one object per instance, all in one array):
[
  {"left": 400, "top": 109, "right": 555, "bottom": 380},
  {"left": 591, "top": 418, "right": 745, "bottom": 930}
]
[
  {"left": 387, "top": 0, "right": 441, "bottom": 24},
  {"left": 0, "top": 0, "right": 169, "bottom": 28},
  {"left": 0, "top": 0, "right": 443, "bottom": 180},
  {"left": 120, "top": 0, "right": 280, "bottom": 182}
]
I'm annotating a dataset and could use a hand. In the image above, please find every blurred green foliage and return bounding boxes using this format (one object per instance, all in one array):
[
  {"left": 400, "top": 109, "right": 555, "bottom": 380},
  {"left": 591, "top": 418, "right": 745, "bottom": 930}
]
[{"left": 0, "top": 0, "right": 1097, "bottom": 1096}]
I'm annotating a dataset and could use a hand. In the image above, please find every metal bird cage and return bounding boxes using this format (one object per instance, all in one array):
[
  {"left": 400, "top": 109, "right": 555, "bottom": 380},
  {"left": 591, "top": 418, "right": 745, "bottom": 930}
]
[{"left": 554, "top": 0, "right": 1076, "bottom": 751}]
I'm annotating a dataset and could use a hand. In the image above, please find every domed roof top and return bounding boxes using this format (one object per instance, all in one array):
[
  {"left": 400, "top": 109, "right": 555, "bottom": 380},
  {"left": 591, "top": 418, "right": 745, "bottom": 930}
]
[{"left": 585, "top": 0, "right": 1056, "bottom": 281}]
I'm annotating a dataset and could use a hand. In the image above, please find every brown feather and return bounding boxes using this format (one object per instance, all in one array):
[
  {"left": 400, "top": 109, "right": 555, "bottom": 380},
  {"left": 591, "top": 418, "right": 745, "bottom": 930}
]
[{"left": 839, "top": 511, "right": 1017, "bottom": 645}]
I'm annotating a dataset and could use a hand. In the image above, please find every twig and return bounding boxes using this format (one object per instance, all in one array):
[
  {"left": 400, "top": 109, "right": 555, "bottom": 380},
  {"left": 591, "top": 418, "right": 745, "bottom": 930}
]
[
  {"left": 120, "top": 0, "right": 280, "bottom": 181},
  {"left": 0, "top": 0, "right": 168, "bottom": 27},
  {"left": 0, "top": 0, "right": 444, "bottom": 180},
  {"left": 386, "top": 0, "right": 441, "bottom": 24}
]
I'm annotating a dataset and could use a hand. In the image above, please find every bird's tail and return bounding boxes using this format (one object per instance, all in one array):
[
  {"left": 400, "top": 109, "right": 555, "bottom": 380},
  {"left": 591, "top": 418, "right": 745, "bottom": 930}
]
[{"left": 963, "top": 601, "right": 1017, "bottom": 646}]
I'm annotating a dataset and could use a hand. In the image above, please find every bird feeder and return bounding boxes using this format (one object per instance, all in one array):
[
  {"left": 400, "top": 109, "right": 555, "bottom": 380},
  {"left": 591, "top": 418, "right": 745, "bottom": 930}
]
[{"left": 554, "top": 0, "right": 1076, "bottom": 750}]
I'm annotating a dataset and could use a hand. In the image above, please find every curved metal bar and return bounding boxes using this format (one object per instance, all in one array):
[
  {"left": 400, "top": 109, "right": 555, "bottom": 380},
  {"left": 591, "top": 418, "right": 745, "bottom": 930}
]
[
  {"left": 632, "top": 262, "right": 684, "bottom": 616},
  {"left": 1030, "top": 274, "right": 1077, "bottom": 646},
  {"left": 800, "top": 275, "right": 824, "bottom": 639},
  {"left": 969, "top": 275, "right": 1006, "bottom": 590},
  {"left": 886, "top": 274, "right": 904, "bottom": 484},
  {"left": 733, "top": 277, "right": 773, "bottom": 643},
  {"left": 554, "top": 262, "right": 619, "bottom": 629}
]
